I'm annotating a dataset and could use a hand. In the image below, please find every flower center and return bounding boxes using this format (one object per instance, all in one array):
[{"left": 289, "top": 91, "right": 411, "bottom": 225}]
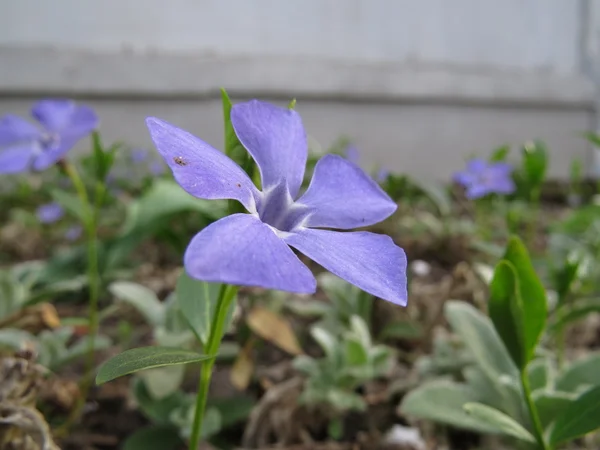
[
  {"left": 38, "top": 132, "right": 61, "bottom": 151},
  {"left": 257, "top": 182, "right": 309, "bottom": 232}
]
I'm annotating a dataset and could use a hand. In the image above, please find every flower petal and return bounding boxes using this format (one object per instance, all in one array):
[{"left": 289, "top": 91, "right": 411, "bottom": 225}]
[
  {"left": 0, "top": 115, "right": 40, "bottom": 146},
  {"left": 36, "top": 202, "right": 65, "bottom": 224},
  {"left": 0, "top": 144, "right": 36, "bottom": 174},
  {"left": 231, "top": 100, "right": 307, "bottom": 198},
  {"left": 284, "top": 228, "right": 407, "bottom": 306},
  {"left": 296, "top": 155, "right": 396, "bottom": 229},
  {"left": 31, "top": 135, "right": 81, "bottom": 171},
  {"left": 31, "top": 99, "right": 98, "bottom": 135},
  {"left": 466, "top": 158, "right": 487, "bottom": 173},
  {"left": 184, "top": 213, "right": 316, "bottom": 293},
  {"left": 146, "top": 117, "right": 259, "bottom": 211}
]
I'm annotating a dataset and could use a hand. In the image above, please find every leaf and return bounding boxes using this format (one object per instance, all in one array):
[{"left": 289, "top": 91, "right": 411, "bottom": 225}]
[
  {"left": 96, "top": 347, "right": 211, "bottom": 384},
  {"left": 138, "top": 365, "right": 186, "bottom": 400},
  {"left": 488, "top": 261, "right": 527, "bottom": 369},
  {"left": 584, "top": 131, "right": 600, "bottom": 148},
  {"left": 490, "top": 144, "right": 510, "bottom": 162},
  {"left": 533, "top": 391, "right": 574, "bottom": 429},
  {"left": 379, "top": 321, "right": 423, "bottom": 340},
  {"left": 445, "top": 301, "right": 517, "bottom": 380},
  {"left": 550, "top": 384, "right": 600, "bottom": 445},
  {"left": 247, "top": 307, "right": 303, "bottom": 355},
  {"left": 522, "top": 140, "right": 548, "bottom": 189},
  {"left": 109, "top": 281, "right": 164, "bottom": 326},
  {"left": 122, "top": 180, "right": 225, "bottom": 235},
  {"left": 400, "top": 380, "right": 500, "bottom": 434},
  {"left": 345, "top": 338, "right": 369, "bottom": 366},
  {"left": 527, "top": 358, "right": 551, "bottom": 392},
  {"left": 50, "top": 189, "right": 87, "bottom": 223},
  {"left": 463, "top": 403, "right": 535, "bottom": 443},
  {"left": 230, "top": 340, "right": 255, "bottom": 391},
  {"left": 549, "top": 298, "right": 600, "bottom": 333},
  {"left": 176, "top": 271, "right": 227, "bottom": 345},
  {"left": 123, "top": 425, "right": 182, "bottom": 450},
  {"left": 555, "top": 352, "right": 600, "bottom": 393},
  {"left": 132, "top": 379, "right": 188, "bottom": 424},
  {"left": 553, "top": 259, "right": 581, "bottom": 303},
  {"left": 502, "top": 236, "right": 547, "bottom": 362}
]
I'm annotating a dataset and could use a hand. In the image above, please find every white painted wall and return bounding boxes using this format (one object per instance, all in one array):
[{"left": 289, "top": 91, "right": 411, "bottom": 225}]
[{"left": 0, "top": 0, "right": 583, "bottom": 73}]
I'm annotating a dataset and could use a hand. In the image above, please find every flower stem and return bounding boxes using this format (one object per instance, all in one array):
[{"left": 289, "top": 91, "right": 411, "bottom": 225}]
[
  {"left": 188, "top": 284, "right": 238, "bottom": 449},
  {"left": 520, "top": 369, "right": 548, "bottom": 450},
  {"left": 60, "top": 160, "right": 102, "bottom": 426}
]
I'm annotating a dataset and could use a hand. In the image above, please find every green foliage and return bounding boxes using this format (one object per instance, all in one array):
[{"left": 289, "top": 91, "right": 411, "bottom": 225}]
[
  {"left": 176, "top": 272, "right": 235, "bottom": 346},
  {"left": 96, "top": 346, "right": 211, "bottom": 385},
  {"left": 294, "top": 316, "right": 394, "bottom": 415}
]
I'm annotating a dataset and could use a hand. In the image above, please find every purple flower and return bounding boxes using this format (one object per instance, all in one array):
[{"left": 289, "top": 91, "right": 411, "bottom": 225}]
[
  {"left": 64, "top": 225, "right": 83, "bottom": 241},
  {"left": 146, "top": 100, "right": 407, "bottom": 306},
  {"left": 0, "top": 99, "right": 98, "bottom": 174},
  {"left": 36, "top": 202, "right": 64, "bottom": 224},
  {"left": 344, "top": 145, "right": 360, "bottom": 165},
  {"left": 149, "top": 160, "right": 165, "bottom": 176},
  {"left": 453, "top": 159, "right": 515, "bottom": 199},
  {"left": 376, "top": 167, "right": 389, "bottom": 183},
  {"left": 131, "top": 148, "right": 148, "bottom": 163}
]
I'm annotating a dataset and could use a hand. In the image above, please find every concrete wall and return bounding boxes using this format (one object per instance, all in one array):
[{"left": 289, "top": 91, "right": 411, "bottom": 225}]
[{"left": 0, "top": 0, "right": 597, "bottom": 179}]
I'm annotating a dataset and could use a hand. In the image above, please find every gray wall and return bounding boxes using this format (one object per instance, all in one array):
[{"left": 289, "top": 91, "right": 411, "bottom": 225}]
[{"left": 1, "top": 0, "right": 598, "bottom": 179}]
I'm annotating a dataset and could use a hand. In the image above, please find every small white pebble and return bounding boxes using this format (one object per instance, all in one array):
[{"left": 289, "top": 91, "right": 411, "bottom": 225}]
[
  {"left": 411, "top": 260, "right": 431, "bottom": 277},
  {"left": 384, "top": 424, "right": 426, "bottom": 449}
]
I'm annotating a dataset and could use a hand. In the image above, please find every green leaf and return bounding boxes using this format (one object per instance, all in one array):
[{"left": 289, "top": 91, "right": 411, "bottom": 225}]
[
  {"left": 522, "top": 140, "right": 548, "bottom": 190},
  {"left": 50, "top": 189, "right": 88, "bottom": 223},
  {"left": 379, "top": 321, "right": 423, "bottom": 340},
  {"left": 550, "top": 384, "right": 600, "bottom": 445},
  {"left": 488, "top": 261, "right": 527, "bottom": 369},
  {"left": 549, "top": 298, "right": 600, "bottom": 334},
  {"left": 555, "top": 353, "right": 600, "bottom": 393},
  {"left": 583, "top": 131, "right": 600, "bottom": 148},
  {"left": 345, "top": 338, "right": 368, "bottom": 366},
  {"left": 132, "top": 379, "right": 187, "bottom": 424},
  {"left": 96, "top": 346, "right": 211, "bottom": 384},
  {"left": 463, "top": 403, "right": 535, "bottom": 443},
  {"left": 445, "top": 301, "right": 517, "bottom": 380},
  {"left": 288, "top": 98, "right": 297, "bottom": 109},
  {"left": 176, "top": 272, "right": 234, "bottom": 345},
  {"left": 502, "top": 236, "right": 547, "bottom": 361},
  {"left": 122, "top": 180, "right": 225, "bottom": 235},
  {"left": 533, "top": 391, "right": 574, "bottom": 429},
  {"left": 123, "top": 425, "right": 182, "bottom": 450},
  {"left": 527, "top": 358, "right": 551, "bottom": 392},
  {"left": 400, "top": 380, "right": 500, "bottom": 434},
  {"left": 553, "top": 259, "right": 581, "bottom": 304},
  {"left": 109, "top": 281, "right": 164, "bottom": 326},
  {"left": 489, "top": 144, "right": 510, "bottom": 162}
]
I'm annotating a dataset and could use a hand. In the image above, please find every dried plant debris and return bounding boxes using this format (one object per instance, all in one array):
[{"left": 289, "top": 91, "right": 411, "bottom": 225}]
[{"left": 0, "top": 351, "right": 59, "bottom": 450}]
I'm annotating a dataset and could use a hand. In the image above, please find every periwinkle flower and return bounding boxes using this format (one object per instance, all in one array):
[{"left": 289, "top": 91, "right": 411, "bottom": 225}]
[
  {"left": 0, "top": 99, "right": 98, "bottom": 174},
  {"left": 36, "top": 202, "right": 64, "bottom": 224},
  {"left": 344, "top": 144, "right": 360, "bottom": 165},
  {"left": 64, "top": 225, "right": 83, "bottom": 241},
  {"left": 454, "top": 159, "right": 515, "bottom": 199},
  {"left": 147, "top": 100, "right": 407, "bottom": 305},
  {"left": 149, "top": 160, "right": 165, "bottom": 176},
  {"left": 131, "top": 148, "right": 148, "bottom": 163}
]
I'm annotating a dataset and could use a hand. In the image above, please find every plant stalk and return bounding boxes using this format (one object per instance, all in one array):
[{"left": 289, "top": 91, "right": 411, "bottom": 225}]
[
  {"left": 520, "top": 369, "right": 549, "bottom": 450},
  {"left": 188, "top": 284, "right": 238, "bottom": 449}
]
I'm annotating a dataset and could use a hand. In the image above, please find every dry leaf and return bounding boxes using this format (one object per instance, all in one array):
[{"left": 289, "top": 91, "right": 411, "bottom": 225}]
[
  {"left": 230, "top": 339, "right": 255, "bottom": 391},
  {"left": 246, "top": 307, "right": 303, "bottom": 355}
]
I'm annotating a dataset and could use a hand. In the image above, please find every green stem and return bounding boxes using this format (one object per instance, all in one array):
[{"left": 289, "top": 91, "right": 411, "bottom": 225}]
[
  {"left": 63, "top": 161, "right": 101, "bottom": 413},
  {"left": 188, "top": 284, "right": 238, "bottom": 450},
  {"left": 520, "top": 369, "right": 549, "bottom": 450}
]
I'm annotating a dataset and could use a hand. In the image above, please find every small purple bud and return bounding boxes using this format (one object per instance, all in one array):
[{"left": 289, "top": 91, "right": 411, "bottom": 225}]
[
  {"left": 150, "top": 160, "right": 165, "bottom": 175},
  {"left": 64, "top": 225, "right": 82, "bottom": 241},
  {"left": 344, "top": 145, "right": 360, "bottom": 165},
  {"left": 131, "top": 148, "right": 148, "bottom": 163},
  {"left": 36, "top": 202, "right": 64, "bottom": 224}
]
